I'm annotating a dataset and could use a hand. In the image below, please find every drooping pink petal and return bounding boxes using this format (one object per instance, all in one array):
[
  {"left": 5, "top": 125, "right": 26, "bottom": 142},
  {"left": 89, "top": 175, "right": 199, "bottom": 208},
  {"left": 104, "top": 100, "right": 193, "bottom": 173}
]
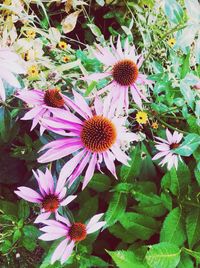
[
  {"left": 73, "top": 90, "right": 93, "bottom": 118},
  {"left": 55, "top": 212, "right": 71, "bottom": 226},
  {"left": 56, "top": 149, "right": 86, "bottom": 194},
  {"left": 94, "top": 96, "right": 103, "bottom": 115},
  {"left": 0, "top": 78, "right": 5, "bottom": 101},
  {"left": 34, "top": 212, "right": 51, "bottom": 223},
  {"left": 83, "top": 72, "right": 111, "bottom": 82},
  {"left": 21, "top": 107, "right": 43, "bottom": 120},
  {"left": 152, "top": 151, "right": 168, "bottom": 161},
  {"left": 0, "top": 70, "right": 21, "bottom": 88},
  {"left": 17, "top": 187, "right": 42, "bottom": 200},
  {"left": 110, "top": 144, "right": 130, "bottom": 166},
  {"left": 103, "top": 151, "right": 117, "bottom": 179},
  {"left": 130, "top": 86, "right": 142, "bottom": 108},
  {"left": 60, "top": 241, "right": 75, "bottom": 264},
  {"left": 51, "top": 238, "right": 69, "bottom": 264},
  {"left": 14, "top": 190, "right": 41, "bottom": 203},
  {"left": 82, "top": 153, "right": 97, "bottom": 190}
]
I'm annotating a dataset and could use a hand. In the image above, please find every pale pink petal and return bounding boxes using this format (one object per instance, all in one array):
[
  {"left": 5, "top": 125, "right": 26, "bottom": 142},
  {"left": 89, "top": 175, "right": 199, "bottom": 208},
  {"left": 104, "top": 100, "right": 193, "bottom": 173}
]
[
  {"left": 86, "top": 213, "right": 104, "bottom": 230},
  {"left": 14, "top": 190, "right": 41, "bottom": 203},
  {"left": 130, "top": 86, "right": 142, "bottom": 108},
  {"left": 38, "top": 233, "right": 64, "bottom": 241},
  {"left": 83, "top": 72, "right": 111, "bottom": 82},
  {"left": 60, "top": 195, "right": 77, "bottom": 206},
  {"left": 82, "top": 153, "right": 97, "bottom": 190},
  {"left": 40, "top": 226, "right": 67, "bottom": 235},
  {"left": 155, "top": 144, "right": 170, "bottom": 151},
  {"left": 103, "top": 151, "right": 117, "bottom": 179},
  {"left": 55, "top": 212, "right": 71, "bottom": 226},
  {"left": 137, "top": 55, "right": 144, "bottom": 69},
  {"left": 152, "top": 151, "right": 168, "bottom": 160},
  {"left": 73, "top": 90, "right": 92, "bottom": 118},
  {"left": 21, "top": 107, "right": 43, "bottom": 120},
  {"left": 58, "top": 187, "right": 67, "bottom": 200},
  {"left": 166, "top": 129, "right": 173, "bottom": 143},
  {"left": 0, "top": 70, "right": 21, "bottom": 88},
  {"left": 0, "top": 78, "right": 5, "bottom": 101},
  {"left": 110, "top": 144, "right": 130, "bottom": 165},
  {"left": 116, "top": 36, "right": 124, "bottom": 59},
  {"left": 17, "top": 187, "right": 42, "bottom": 200},
  {"left": 61, "top": 241, "right": 75, "bottom": 264},
  {"left": 34, "top": 212, "right": 51, "bottom": 223},
  {"left": 87, "top": 221, "right": 106, "bottom": 234},
  {"left": 56, "top": 149, "right": 86, "bottom": 194},
  {"left": 51, "top": 238, "right": 69, "bottom": 264},
  {"left": 42, "top": 219, "right": 66, "bottom": 228},
  {"left": 94, "top": 96, "right": 103, "bottom": 115}
]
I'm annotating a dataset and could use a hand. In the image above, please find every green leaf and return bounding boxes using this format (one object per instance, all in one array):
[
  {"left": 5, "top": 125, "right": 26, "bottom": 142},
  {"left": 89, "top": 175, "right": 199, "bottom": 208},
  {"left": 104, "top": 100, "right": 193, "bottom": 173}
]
[
  {"left": 78, "top": 196, "right": 98, "bottom": 222},
  {"left": 79, "top": 255, "right": 108, "bottom": 267},
  {"left": 180, "top": 52, "right": 190, "bottom": 79},
  {"left": 177, "top": 254, "right": 194, "bottom": 268},
  {"left": 108, "top": 223, "right": 138, "bottom": 244},
  {"left": 160, "top": 207, "right": 186, "bottom": 246},
  {"left": 84, "top": 81, "right": 97, "bottom": 97},
  {"left": 1, "top": 240, "right": 12, "bottom": 253},
  {"left": 163, "top": 0, "right": 183, "bottom": 24},
  {"left": 105, "top": 192, "right": 127, "bottom": 227},
  {"left": 18, "top": 200, "right": 30, "bottom": 220},
  {"left": 183, "top": 248, "right": 200, "bottom": 260},
  {"left": 0, "top": 200, "right": 18, "bottom": 216},
  {"left": 22, "top": 236, "right": 37, "bottom": 252},
  {"left": 13, "top": 229, "right": 22, "bottom": 243},
  {"left": 88, "top": 173, "right": 111, "bottom": 192},
  {"left": 120, "top": 145, "right": 141, "bottom": 182},
  {"left": 119, "top": 212, "right": 158, "bottom": 240},
  {"left": 161, "top": 163, "right": 190, "bottom": 196},
  {"left": 107, "top": 250, "right": 148, "bottom": 268},
  {"left": 174, "top": 133, "right": 200, "bottom": 156},
  {"left": 186, "top": 208, "right": 200, "bottom": 249},
  {"left": 87, "top": 24, "right": 102, "bottom": 37},
  {"left": 145, "top": 242, "right": 181, "bottom": 268}
]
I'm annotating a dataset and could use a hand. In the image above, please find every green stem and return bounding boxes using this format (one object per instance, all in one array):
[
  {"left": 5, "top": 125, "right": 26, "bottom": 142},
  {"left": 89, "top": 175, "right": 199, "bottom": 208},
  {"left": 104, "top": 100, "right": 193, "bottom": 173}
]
[
  {"left": 144, "top": 23, "right": 187, "bottom": 62},
  {"left": 157, "top": 117, "right": 189, "bottom": 134}
]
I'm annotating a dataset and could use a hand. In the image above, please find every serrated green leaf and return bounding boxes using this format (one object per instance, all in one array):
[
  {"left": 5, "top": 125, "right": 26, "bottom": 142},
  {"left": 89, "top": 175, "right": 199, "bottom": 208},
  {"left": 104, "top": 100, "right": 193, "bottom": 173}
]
[
  {"left": 186, "top": 208, "right": 200, "bottom": 249},
  {"left": 145, "top": 242, "right": 181, "bottom": 268},
  {"left": 13, "top": 229, "right": 21, "bottom": 243},
  {"left": 105, "top": 192, "right": 127, "bottom": 227},
  {"left": 164, "top": 0, "right": 183, "bottom": 24},
  {"left": 120, "top": 212, "right": 158, "bottom": 240},
  {"left": 18, "top": 200, "right": 30, "bottom": 220},
  {"left": 88, "top": 173, "right": 111, "bottom": 192},
  {"left": 177, "top": 254, "right": 194, "bottom": 268},
  {"left": 160, "top": 207, "right": 186, "bottom": 246},
  {"left": 107, "top": 250, "right": 148, "bottom": 268},
  {"left": 183, "top": 248, "right": 200, "bottom": 260},
  {"left": 174, "top": 133, "right": 200, "bottom": 156}
]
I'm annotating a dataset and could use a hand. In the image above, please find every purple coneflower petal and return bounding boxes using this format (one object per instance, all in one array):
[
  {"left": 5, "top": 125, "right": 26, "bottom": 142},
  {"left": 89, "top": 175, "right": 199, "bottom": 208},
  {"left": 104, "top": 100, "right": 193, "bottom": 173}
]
[
  {"left": 73, "top": 90, "right": 92, "bottom": 118},
  {"left": 111, "top": 144, "right": 130, "bottom": 166},
  {"left": 0, "top": 78, "right": 5, "bottom": 101},
  {"left": 94, "top": 96, "right": 103, "bottom": 115},
  {"left": 14, "top": 190, "right": 41, "bottom": 203},
  {"left": 103, "top": 151, "right": 117, "bottom": 179},
  {"left": 55, "top": 212, "right": 71, "bottom": 226},
  {"left": 82, "top": 153, "right": 97, "bottom": 190},
  {"left": 58, "top": 187, "right": 67, "bottom": 200},
  {"left": 61, "top": 241, "right": 75, "bottom": 264},
  {"left": 51, "top": 238, "right": 69, "bottom": 264},
  {"left": 60, "top": 195, "right": 77, "bottom": 206},
  {"left": 1, "top": 70, "right": 21, "bottom": 88},
  {"left": 17, "top": 186, "right": 42, "bottom": 200},
  {"left": 87, "top": 221, "right": 106, "bottom": 234},
  {"left": 40, "top": 226, "right": 67, "bottom": 235},
  {"left": 34, "top": 212, "right": 51, "bottom": 223},
  {"left": 130, "top": 86, "right": 142, "bottom": 108},
  {"left": 39, "top": 233, "right": 65, "bottom": 241},
  {"left": 86, "top": 213, "right": 104, "bottom": 230}
]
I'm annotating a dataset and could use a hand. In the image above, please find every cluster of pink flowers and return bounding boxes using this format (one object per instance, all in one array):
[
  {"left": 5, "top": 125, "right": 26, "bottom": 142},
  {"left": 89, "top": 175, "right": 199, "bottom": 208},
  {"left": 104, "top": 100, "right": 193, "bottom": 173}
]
[{"left": 13, "top": 38, "right": 185, "bottom": 264}]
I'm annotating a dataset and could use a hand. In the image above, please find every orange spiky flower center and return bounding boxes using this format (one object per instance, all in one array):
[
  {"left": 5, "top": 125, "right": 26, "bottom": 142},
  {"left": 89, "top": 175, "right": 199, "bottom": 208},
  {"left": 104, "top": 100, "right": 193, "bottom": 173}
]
[
  {"left": 42, "top": 194, "right": 59, "bottom": 212},
  {"left": 112, "top": 59, "right": 139, "bottom": 86},
  {"left": 69, "top": 222, "right": 87, "bottom": 242},
  {"left": 44, "top": 89, "right": 64, "bottom": 108},
  {"left": 81, "top": 115, "right": 117, "bottom": 153}
]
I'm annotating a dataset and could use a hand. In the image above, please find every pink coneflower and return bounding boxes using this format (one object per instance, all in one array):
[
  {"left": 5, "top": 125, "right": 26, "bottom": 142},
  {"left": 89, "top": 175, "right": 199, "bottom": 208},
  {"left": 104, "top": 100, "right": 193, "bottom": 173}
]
[
  {"left": 38, "top": 91, "right": 138, "bottom": 189},
  {"left": 39, "top": 213, "right": 106, "bottom": 264},
  {"left": 152, "top": 129, "right": 183, "bottom": 170},
  {"left": 0, "top": 48, "right": 26, "bottom": 101},
  {"left": 14, "top": 168, "right": 76, "bottom": 223},
  {"left": 16, "top": 88, "right": 71, "bottom": 135},
  {"left": 83, "top": 37, "right": 152, "bottom": 111}
]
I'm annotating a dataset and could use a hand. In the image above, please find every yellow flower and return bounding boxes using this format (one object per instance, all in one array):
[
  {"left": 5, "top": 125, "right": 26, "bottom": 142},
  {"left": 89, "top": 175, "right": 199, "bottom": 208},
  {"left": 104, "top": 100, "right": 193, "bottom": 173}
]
[
  {"left": 28, "top": 65, "right": 39, "bottom": 77},
  {"left": 58, "top": 41, "right": 67, "bottom": 50},
  {"left": 136, "top": 111, "right": 148, "bottom": 124},
  {"left": 152, "top": 121, "right": 158, "bottom": 129},
  {"left": 167, "top": 38, "right": 176, "bottom": 48},
  {"left": 62, "top": 55, "right": 70, "bottom": 62},
  {"left": 26, "top": 29, "right": 36, "bottom": 39}
]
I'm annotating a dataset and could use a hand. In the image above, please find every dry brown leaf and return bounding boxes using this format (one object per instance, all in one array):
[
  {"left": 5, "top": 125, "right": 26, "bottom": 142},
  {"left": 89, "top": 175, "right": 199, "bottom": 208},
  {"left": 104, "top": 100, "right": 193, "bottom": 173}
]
[
  {"left": 61, "top": 10, "right": 81, "bottom": 34},
  {"left": 65, "top": 0, "right": 73, "bottom": 13}
]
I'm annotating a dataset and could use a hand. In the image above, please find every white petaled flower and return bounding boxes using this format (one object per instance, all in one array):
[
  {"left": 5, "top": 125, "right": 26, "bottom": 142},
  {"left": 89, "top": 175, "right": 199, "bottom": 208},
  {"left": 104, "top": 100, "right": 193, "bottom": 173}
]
[
  {"left": 39, "top": 213, "right": 106, "bottom": 264},
  {"left": 83, "top": 37, "right": 152, "bottom": 112},
  {"left": 0, "top": 48, "right": 26, "bottom": 101},
  {"left": 152, "top": 129, "right": 183, "bottom": 170}
]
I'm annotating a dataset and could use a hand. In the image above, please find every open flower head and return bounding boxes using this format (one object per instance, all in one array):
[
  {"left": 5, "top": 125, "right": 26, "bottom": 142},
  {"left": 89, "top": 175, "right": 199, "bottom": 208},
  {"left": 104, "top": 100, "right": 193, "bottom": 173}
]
[
  {"left": 16, "top": 88, "right": 70, "bottom": 135},
  {"left": 0, "top": 48, "right": 26, "bottom": 101},
  {"left": 14, "top": 168, "right": 76, "bottom": 223},
  {"left": 136, "top": 111, "right": 148, "bottom": 124},
  {"left": 39, "top": 213, "right": 106, "bottom": 264},
  {"left": 167, "top": 38, "right": 176, "bottom": 48},
  {"left": 152, "top": 129, "right": 183, "bottom": 170},
  {"left": 58, "top": 41, "right": 67, "bottom": 50},
  {"left": 38, "top": 91, "right": 138, "bottom": 189},
  {"left": 83, "top": 37, "right": 152, "bottom": 111}
]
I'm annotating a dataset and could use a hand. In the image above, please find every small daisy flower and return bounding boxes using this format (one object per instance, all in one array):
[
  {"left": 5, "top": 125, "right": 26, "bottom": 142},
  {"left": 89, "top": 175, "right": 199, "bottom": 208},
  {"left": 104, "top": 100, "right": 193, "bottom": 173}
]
[
  {"left": 136, "top": 111, "right": 148, "bottom": 124},
  {"left": 62, "top": 55, "right": 70, "bottom": 63},
  {"left": 25, "top": 29, "right": 36, "bottom": 39},
  {"left": 39, "top": 213, "right": 106, "bottom": 264},
  {"left": 27, "top": 65, "right": 39, "bottom": 78},
  {"left": 58, "top": 41, "right": 67, "bottom": 50},
  {"left": 38, "top": 91, "right": 138, "bottom": 189},
  {"left": 152, "top": 121, "right": 158, "bottom": 129},
  {"left": 152, "top": 129, "right": 183, "bottom": 170},
  {"left": 16, "top": 88, "right": 70, "bottom": 135},
  {"left": 83, "top": 37, "right": 152, "bottom": 111},
  {"left": 0, "top": 48, "right": 26, "bottom": 101},
  {"left": 14, "top": 168, "right": 76, "bottom": 223},
  {"left": 167, "top": 38, "right": 176, "bottom": 48}
]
